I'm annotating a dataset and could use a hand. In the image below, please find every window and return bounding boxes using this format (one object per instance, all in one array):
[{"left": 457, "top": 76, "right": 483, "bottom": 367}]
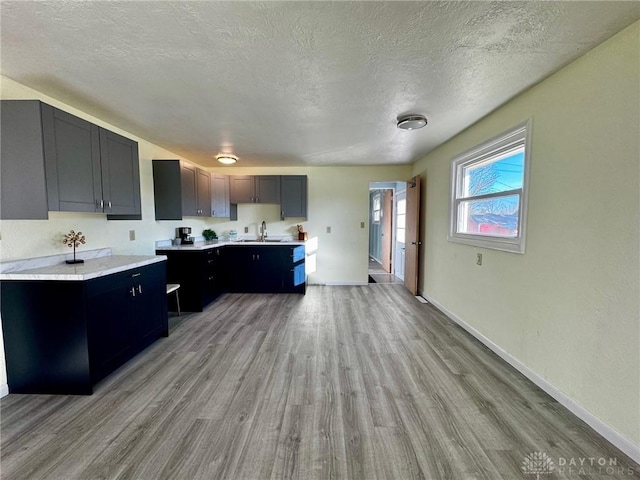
[
  {"left": 396, "top": 196, "right": 406, "bottom": 244},
  {"left": 372, "top": 193, "right": 381, "bottom": 223},
  {"left": 449, "top": 120, "right": 531, "bottom": 253}
]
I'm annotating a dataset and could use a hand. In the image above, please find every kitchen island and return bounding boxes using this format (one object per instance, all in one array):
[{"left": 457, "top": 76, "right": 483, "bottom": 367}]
[{"left": 0, "top": 250, "right": 168, "bottom": 394}]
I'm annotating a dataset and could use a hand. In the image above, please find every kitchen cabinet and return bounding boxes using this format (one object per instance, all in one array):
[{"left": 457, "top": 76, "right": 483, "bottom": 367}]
[
  {"left": 0, "top": 100, "right": 141, "bottom": 219},
  {"left": 153, "top": 159, "right": 213, "bottom": 219},
  {"left": 229, "top": 175, "right": 281, "bottom": 204},
  {"left": 181, "top": 162, "right": 211, "bottom": 217},
  {"left": 0, "top": 261, "right": 168, "bottom": 394},
  {"left": 226, "top": 244, "right": 306, "bottom": 294},
  {"left": 211, "top": 173, "right": 231, "bottom": 218},
  {"left": 156, "top": 247, "right": 226, "bottom": 312},
  {"left": 280, "top": 175, "right": 308, "bottom": 219}
]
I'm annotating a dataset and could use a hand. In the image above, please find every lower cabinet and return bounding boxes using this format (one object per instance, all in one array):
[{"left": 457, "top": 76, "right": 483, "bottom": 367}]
[
  {"left": 157, "top": 244, "right": 306, "bottom": 312},
  {"left": 157, "top": 248, "right": 226, "bottom": 312},
  {"left": 226, "top": 245, "right": 306, "bottom": 294},
  {"left": 0, "top": 261, "right": 168, "bottom": 394}
]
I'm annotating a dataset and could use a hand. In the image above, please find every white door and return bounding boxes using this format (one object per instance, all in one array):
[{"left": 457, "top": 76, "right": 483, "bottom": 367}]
[{"left": 394, "top": 191, "right": 406, "bottom": 280}]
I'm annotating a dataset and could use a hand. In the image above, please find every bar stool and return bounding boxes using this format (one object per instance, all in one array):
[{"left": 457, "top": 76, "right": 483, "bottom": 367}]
[{"left": 166, "top": 284, "right": 181, "bottom": 316}]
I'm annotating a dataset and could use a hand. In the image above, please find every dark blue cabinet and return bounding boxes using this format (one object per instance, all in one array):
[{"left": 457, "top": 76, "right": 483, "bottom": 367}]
[{"left": 0, "top": 261, "right": 168, "bottom": 394}]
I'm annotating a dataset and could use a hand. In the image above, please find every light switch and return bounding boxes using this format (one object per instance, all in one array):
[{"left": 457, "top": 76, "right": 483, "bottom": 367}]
[
  {"left": 244, "top": 227, "right": 249, "bottom": 233},
  {"left": 360, "top": 222, "right": 365, "bottom": 228},
  {"left": 476, "top": 253, "right": 482, "bottom": 265},
  {"left": 326, "top": 226, "right": 331, "bottom": 234},
  {"left": 129, "top": 230, "right": 136, "bottom": 241}
]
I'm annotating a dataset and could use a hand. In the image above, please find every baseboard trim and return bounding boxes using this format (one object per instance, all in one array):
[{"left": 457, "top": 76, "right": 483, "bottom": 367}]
[
  {"left": 0, "top": 383, "right": 8, "bottom": 398},
  {"left": 420, "top": 291, "right": 640, "bottom": 466}
]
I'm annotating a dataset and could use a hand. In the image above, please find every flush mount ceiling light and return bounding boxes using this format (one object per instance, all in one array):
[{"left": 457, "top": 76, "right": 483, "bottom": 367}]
[
  {"left": 216, "top": 154, "right": 237, "bottom": 165},
  {"left": 397, "top": 114, "right": 428, "bottom": 130}
]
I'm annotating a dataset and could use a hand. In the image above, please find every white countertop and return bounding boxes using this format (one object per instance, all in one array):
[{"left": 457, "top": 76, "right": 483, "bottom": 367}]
[
  {"left": 0, "top": 255, "right": 167, "bottom": 281},
  {"left": 156, "top": 240, "right": 306, "bottom": 251}
]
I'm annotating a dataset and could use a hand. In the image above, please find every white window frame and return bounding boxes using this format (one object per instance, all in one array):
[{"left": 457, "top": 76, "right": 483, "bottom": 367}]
[{"left": 448, "top": 119, "right": 532, "bottom": 254}]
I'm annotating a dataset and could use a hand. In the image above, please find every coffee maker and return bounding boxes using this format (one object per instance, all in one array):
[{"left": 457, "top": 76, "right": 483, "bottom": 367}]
[{"left": 176, "top": 227, "right": 194, "bottom": 245}]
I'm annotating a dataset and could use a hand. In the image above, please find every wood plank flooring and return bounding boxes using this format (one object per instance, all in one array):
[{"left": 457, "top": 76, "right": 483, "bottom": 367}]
[{"left": 2, "top": 285, "right": 639, "bottom": 479}]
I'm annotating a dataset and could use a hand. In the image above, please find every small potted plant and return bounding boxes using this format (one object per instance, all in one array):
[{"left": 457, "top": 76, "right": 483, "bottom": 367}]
[{"left": 202, "top": 228, "right": 218, "bottom": 242}]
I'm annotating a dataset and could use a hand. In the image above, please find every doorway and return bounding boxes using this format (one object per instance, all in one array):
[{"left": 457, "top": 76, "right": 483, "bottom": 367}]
[{"left": 368, "top": 182, "right": 405, "bottom": 285}]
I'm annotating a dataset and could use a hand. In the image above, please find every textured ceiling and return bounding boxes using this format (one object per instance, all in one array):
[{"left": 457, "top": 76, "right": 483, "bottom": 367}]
[{"left": 1, "top": 1, "right": 638, "bottom": 167}]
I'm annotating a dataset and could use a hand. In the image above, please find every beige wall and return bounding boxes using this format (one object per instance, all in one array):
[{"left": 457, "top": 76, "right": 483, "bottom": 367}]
[{"left": 412, "top": 22, "right": 639, "bottom": 448}]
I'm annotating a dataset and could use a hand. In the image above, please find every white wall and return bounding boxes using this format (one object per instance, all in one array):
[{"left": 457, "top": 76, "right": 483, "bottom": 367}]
[
  {"left": 412, "top": 21, "right": 640, "bottom": 455},
  {"left": 0, "top": 75, "right": 411, "bottom": 393}
]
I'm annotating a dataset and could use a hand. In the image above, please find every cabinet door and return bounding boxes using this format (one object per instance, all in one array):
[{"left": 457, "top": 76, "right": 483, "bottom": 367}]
[
  {"left": 196, "top": 168, "right": 211, "bottom": 217},
  {"left": 152, "top": 160, "right": 183, "bottom": 220},
  {"left": 0, "top": 100, "right": 49, "bottom": 219},
  {"left": 99, "top": 129, "right": 141, "bottom": 215},
  {"left": 253, "top": 247, "right": 285, "bottom": 293},
  {"left": 255, "top": 176, "right": 281, "bottom": 204},
  {"left": 181, "top": 163, "right": 198, "bottom": 216},
  {"left": 132, "top": 263, "right": 168, "bottom": 349},
  {"left": 86, "top": 272, "right": 135, "bottom": 383},
  {"left": 229, "top": 175, "right": 255, "bottom": 203},
  {"left": 42, "top": 104, "right": 102, "bottom": 213},
  {"left": 211, "top": 173, "right": 230, "bottom": 217},
  {"left": 281, "top": 175, "right": 308, "bottom": 219}
]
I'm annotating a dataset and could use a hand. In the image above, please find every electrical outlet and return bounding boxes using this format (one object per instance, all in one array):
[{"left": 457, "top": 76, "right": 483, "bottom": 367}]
[
  {"left": 326, "top": 226, "right": 331, "bottom": 234},
  {"left": 129, "top": 230, "right": 135, "bottom": 241},
  {"left": 476, "top": 253, "right": 482, "bottom": 265},
  {"left": 360, "top": 222, "right": 365, "bottom": 228},
  {"left": 244, "top": 226, "right": 249, "bottom": 233}
]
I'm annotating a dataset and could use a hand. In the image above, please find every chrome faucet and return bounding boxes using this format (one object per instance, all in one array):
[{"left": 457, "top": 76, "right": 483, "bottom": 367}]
[{"left": 260, "top": 220, "right": 267, "bottom": 242}]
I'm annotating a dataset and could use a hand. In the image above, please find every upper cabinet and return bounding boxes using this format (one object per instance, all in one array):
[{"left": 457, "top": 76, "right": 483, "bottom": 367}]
[
  {"left": 211, "top": 173, "right": 230, "bottom": 218},
  {"left": 280, "top": 175, "right": 308, "bottom": 219},
  {"left": 179, "top": 162, "right": 211, "bottom": 217},
  {"left": 153, "top": 160, "right": 231, "bottom": 220},
  {"left": 0, "top": 100, "right": 141, "bottom": 220},
  {"left": 229, "top": 175, "right": 281, "bottom": 204},
  {"left": 228, "top": 174, "right": 307, "bottom": 219}
]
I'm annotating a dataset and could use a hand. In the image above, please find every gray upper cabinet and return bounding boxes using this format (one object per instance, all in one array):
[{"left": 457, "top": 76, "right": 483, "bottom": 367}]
[
  {"left": 196, "top": 167, "right": 211, "bottom": 217},
  {"left": 180, "top": 163, "right": 198, "bottom": 217},
  {"left": 99, "top": 130, "right": 141, "bottom": 216},
  {"left": 229, "top": 175, "right": 254, "bottom": 204},
  {"left": 43, "top": 105, "right": 102, "bottom": 213},
  {"left": 0, "top": 101, "right": 49, "bottom": 219},
  {"left": 153, "top": 159, "right": 211, "bottom": 220},
  {"left": 256, "top": 176, "right": 280, "bottom": 204},
  {"left": 211, "top": 173, "right": 230, "bottom": 218},
  {"left": 280, "top": 175, "right": 308, "bottom": 219},
  {"left": 229, "top": 175, "right": 281, "bottom": 204},
  {"left": 0, "top": 100, "right": 141, "bottom": 219}
]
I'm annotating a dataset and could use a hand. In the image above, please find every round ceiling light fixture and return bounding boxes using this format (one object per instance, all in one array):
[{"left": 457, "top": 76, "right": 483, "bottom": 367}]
[
  {"left": 397, "top": 114, "right": 428, "bottom": 130},
  {"left": 216, "top": 154, "right": 238, "bottom": 165}
]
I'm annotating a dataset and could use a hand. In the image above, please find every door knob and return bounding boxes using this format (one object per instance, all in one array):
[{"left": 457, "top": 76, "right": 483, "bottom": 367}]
[{"left": 411, "top": 241, "right": 423, "bottom": 245}]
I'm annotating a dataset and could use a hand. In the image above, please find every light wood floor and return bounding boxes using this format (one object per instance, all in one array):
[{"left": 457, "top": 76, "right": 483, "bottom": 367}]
[
  {"left": 1, "top": 285, "right": 638, "bottom": 479},
  {"left": 368, "top": 259, "right": 403, "bottom": 285}
]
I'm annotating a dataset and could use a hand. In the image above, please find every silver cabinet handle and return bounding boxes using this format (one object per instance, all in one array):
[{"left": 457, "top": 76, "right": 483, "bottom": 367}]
[
  {"left": 137, "top": 284, "right": 142, "bottom": 294},
  {"left": 256, "top": 254, "right": 260, "bottom": 260},
  {"left": 107, "top": 200, "right": 112, "bottom": 209},
  {"left": 131, "top": 273, "right": 141, "bottom": 278},
  {"left": 130, "top": 287, "right": 136, "bottom": 297}
]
